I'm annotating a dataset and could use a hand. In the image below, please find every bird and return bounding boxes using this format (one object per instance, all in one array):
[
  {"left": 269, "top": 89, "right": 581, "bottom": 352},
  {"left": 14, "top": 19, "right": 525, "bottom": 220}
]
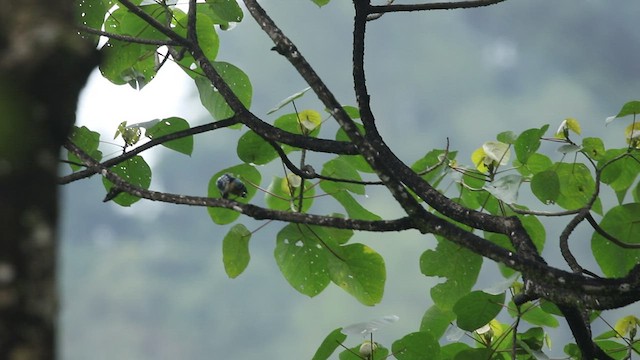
[{"left": 216, "top": 173, "right": 247, "bottom": 199}]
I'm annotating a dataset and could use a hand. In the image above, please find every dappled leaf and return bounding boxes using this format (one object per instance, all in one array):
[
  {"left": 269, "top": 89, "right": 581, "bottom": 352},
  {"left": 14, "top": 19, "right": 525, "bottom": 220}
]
[
  {"left": 174, "top": 11, "right": 220, "bottom": 73},
  {"left": 205, "top": 0, "right": 243, "bottom": 24},
  {"left": 195, "top": 62, "right": 252, "bottom": 120},
  {"left": 102, "top": 155, "right": 151, "bottom": 206},
  {"left": 275, "top": 224, "right": 331, "bottom": 297},
  {"left": 582, "top": 137, "right": 605, "bottom": 160},
  {"left": 327, "top": 243, "right": 385, "bottom": 306},
  {"left": 146, "top": 117, "right": 193, "bottom": 155}
]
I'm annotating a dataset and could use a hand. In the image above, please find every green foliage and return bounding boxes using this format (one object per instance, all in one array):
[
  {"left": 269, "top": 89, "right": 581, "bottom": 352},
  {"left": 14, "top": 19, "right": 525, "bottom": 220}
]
[
  {"left": 195, "top": 62, "right": 252, "bottom": 120},
  {"left": 326, "top": 243, "right": 386, "bottom": 306},
  {"left": 420, "top": 237, "right": 482, "bottom": 311},
  {"left": 392, "top": 331, "right": 440, "bottom": 360},
  {"left": 592, "top": 203, "right": 640, "bottom": 277},
  {"left": 514, "top": 125, "right": 549, "bottom": 164},
  {"left": 312, "top": 328, "right": 347, "bottom": 360},
  {"left": 453, "top": 291, "right": 505, "bottom": 331},
  {"left": 146, "top": 117, "right": 194, "bottom": 155},
  {"left": 68, "top": 126, "right": 102, "bottom": 171},
  {"left": 101, "top": 155, "right": 152, "bottom": 206},
  {"left": 222, "top": 223, "right": 251, "bottom": 278},
  {"left": 69, "top": 2, "right": 640, "bottom": 359}
]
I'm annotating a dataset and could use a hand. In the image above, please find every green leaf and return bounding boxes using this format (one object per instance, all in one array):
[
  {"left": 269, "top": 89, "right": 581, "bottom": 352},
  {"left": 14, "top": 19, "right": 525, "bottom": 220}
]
[
  {"left": 514, "top": 125, "right": 549, "bottom": 164},
  {"left": 236, "top": 130, "right": 277, "bottom": 165},
  {"left": 582, "top": 137, "right": 605, "bottom": 161},
  {"left": 420, "top": 305, "right": 455, "bottom": 340},
  {"left": 412, "top": 149, "right": 457, "bottom": 186},
  {"left": 508, "top": 301, "right": 559, "bottom": 328},
  {"left": 312, "top": 328, "right": 347, "bottom": 360},
  {"left": 76, "top": 0, "right": 113, "bottom": 44},
  {"left": 531, "top": 170, "right": 560, "bottom": 204},
  {"left": 440, "top": 343, "right": 472, "bottom": 360},
  {"left": 451, "top": 348, "right": 494, "bottom": 360},
  {"left": 309, "top": 218, "right": 353, "bottom": 246},
  {"left": 267, "top": 87, "right": 311, "bottom": 115},
  {"left": 554, "top": 162, "right": 599, "bottom": 213},
  {"left": 340, "top": 105, "right": 361, "bottom": 119},
  {"left": 312, "top": 0, "right": 331, "bottom": 7},
  {"left": 327, "top": 243, "right": 385, "bottom": 306},
  {"left": 207, "top": 164, "right": 261, "bottom": 224},
  {"left": 101, "top": 155, "right": 152, "bottom": 206},
  {"left": 612, "top": 100, "right": 640, "bottom": 119},
  {"left": 592, "top": 203, "right": 640, "bottom": 277},
  {"left": 100, "top": 5, "right": 169, "bottom": 87},
  {"left": 275, "top": 224, "right": 331, "bottom": 297},
  {"left": 195, "top": 62, "right": 252, "bottom": 120},
  {"left": 599, "top": 149, "right": 640, "bottom": 195},
  {"left": 99, "top": 40, "right": 158, "bottom": 88},
  {"left": 205, "top": 0, "right": 243, "bottom": 24},
  {"left": 68, "top": 126, "right": 103, "bottom": 171},
  {"left": 146, "top": 117, "right": 193, "bottom": 155},
  {"left": 335, "top": 122, "right": 365, "bottom": 142},
  {"left": 264, "top": 176, "right": 315, "bottom": 212},
  {"left": 420, "top": 237, "right": 482, "bottom": 311},
  {"left": 515, "top": 153, "right": 552, "bottom": 177},
  {"left": 174, "top": 11, "right": 220, "bottom": 73},
  {"left": 392, "top": 331, "right": 440, "bottom": 360},
  {"left": 323, "top": 189, "right": 381, "bottom": 221},
  {"left": 222, "top": 223, "right": 251, "bottom": 278},
  {"left": 497, "top": 130, "right": 518, "bottom": 144},
  {"left": 320, "top": 157, "right": 365, "bottom": 195},
  {"left": 275, "top": 113, "right": 321, "bottom": 151},
  {"left": 453, "top": 291, "right": 505, "bottom": 332}
]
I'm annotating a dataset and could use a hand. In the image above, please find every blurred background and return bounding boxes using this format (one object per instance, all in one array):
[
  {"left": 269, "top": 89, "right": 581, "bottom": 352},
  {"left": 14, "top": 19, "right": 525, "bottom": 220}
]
[{"left": 60, "top": 0, "right": 640, "bottom": 358}]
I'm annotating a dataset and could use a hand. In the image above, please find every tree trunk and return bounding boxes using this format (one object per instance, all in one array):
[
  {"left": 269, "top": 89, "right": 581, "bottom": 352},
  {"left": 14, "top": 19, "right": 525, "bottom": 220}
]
[{"left": 0, "top": 0, "right": 97, "bottom": 358}]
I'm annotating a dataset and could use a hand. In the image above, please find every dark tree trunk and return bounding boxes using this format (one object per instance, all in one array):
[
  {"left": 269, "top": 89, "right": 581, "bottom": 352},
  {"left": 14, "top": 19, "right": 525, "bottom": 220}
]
[{"left": 0, "top": 0, "right": 97, "bottom": 358}]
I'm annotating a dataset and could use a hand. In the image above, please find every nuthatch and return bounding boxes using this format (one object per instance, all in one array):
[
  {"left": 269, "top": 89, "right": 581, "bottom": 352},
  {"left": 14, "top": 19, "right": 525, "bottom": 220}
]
[{"left": 216, "top": 173, "right": 247, "bottom": 199}]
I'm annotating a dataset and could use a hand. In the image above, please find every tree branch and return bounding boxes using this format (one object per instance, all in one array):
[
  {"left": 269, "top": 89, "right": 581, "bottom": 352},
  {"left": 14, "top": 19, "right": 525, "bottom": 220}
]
[
  {"left": 369, "top": 0, "right": 507, "bottom": 15},
  {"left": 77, "top": 24, "right": 180, "bottom": 46},
  {"left": 64, "top": 140, "right": 415, "bottom": 232}
]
